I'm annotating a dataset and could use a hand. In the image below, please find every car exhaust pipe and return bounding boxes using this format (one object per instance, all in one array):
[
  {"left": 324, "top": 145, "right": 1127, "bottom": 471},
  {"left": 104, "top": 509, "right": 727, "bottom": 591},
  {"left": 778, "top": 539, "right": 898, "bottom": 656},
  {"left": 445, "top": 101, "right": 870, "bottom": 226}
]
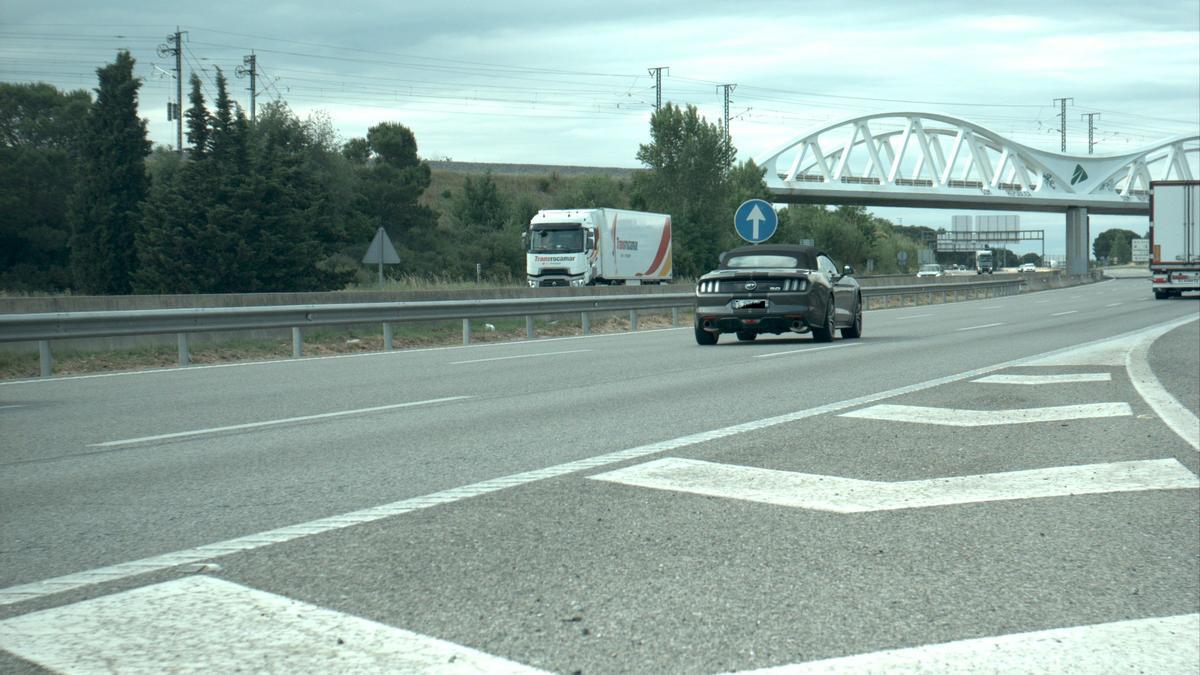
[{"left": 790, "top": 320, "right": 804, "bottom": 331}]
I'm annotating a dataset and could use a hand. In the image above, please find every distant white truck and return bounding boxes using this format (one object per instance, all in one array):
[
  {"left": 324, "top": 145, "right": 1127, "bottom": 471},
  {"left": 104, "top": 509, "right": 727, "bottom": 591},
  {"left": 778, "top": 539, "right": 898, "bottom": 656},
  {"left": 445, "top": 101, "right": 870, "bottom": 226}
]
[
  {"left": 525, "top": 208, "right": 672, "bottom": 287},
  {"left": 1149, "top": 180, "right": 1199, "bottom": 299},
  {"left": 974, "top": 249, "right": 994, "bottom": 274}
]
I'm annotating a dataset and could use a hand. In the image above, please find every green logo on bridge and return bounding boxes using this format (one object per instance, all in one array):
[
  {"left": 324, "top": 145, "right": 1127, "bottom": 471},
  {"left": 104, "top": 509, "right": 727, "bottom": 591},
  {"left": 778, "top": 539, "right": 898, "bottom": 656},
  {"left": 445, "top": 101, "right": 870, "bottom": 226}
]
[{"left": 1070, "top": 164, "right": 1088, "bottom": 185}]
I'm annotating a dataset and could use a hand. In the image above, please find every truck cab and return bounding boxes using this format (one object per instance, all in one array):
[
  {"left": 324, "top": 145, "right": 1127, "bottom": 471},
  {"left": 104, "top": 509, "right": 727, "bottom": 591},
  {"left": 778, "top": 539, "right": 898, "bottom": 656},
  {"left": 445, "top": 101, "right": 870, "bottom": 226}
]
[
  {"left": 975, "top": 250, "right": 994, "bottom": 274},
  {"left": 525, "top": 210, "right": 598, "bottom": 287}
]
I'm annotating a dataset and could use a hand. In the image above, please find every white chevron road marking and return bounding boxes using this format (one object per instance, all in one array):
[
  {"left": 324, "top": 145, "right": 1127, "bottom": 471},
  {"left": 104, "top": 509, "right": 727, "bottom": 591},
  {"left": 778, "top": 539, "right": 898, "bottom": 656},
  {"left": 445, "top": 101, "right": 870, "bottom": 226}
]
[
  {"left": 731, "top": 613, "right": 1200, "bottom": 674},
  {"left": 972, "top": 373, "right": 1112, "bottom": 385},
  {"left": 0, "top": 576, "right": 547, "bottom": 674},
  {"left": 589, "top": 457, "right": 1198, "bottom": 513},
  {"left": 839, "top": 402, "right": 1132, "bottom": 426}
]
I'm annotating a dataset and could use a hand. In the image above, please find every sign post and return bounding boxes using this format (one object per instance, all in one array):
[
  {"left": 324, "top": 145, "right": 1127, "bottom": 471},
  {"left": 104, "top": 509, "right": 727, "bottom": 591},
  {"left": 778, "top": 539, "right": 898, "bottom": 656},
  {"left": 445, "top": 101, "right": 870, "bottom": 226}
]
[
  {"left": 734, "top": 199, "right": 778, "bottom": 244},
  {"left": 362, "top": 227, "right": 401, "bottom": 288}
]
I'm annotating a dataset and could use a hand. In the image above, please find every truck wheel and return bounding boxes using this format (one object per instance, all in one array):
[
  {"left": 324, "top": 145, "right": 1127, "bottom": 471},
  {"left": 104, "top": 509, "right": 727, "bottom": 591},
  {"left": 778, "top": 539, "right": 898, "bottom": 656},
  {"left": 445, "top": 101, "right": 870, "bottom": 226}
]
[
  {"left": 1154, "top": 290, "right": 1167, "bottom": 300},
  {"left": 695, "top": 327, "right": 718, "bottom": 345},
  {"left": 736, "top": 331, "right": 757, "bottom": 342}
]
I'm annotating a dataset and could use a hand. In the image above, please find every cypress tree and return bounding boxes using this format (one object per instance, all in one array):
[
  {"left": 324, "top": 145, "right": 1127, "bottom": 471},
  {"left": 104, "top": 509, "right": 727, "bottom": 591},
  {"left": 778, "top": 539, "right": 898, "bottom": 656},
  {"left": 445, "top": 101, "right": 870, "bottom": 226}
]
[
  {"left": 67, "top": 50, "right": 150, "bottom": 293},
  {"left": 185, "top": 73, "right": 210, "bottom": 159}
]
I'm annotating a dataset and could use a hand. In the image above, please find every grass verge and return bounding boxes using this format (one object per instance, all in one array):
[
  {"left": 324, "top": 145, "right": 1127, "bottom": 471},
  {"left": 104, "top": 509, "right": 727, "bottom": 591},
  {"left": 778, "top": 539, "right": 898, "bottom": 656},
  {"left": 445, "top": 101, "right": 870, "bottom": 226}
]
[{"left": 0, "top": 311, "right": 692, "bottom": 380}]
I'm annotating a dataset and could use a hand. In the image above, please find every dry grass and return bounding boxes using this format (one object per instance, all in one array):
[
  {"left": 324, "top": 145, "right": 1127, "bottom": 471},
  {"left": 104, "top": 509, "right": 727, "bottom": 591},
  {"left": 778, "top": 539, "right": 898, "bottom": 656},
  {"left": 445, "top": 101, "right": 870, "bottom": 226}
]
[{"left": 0, "top": 311, "right": 690, "bottom": 380}]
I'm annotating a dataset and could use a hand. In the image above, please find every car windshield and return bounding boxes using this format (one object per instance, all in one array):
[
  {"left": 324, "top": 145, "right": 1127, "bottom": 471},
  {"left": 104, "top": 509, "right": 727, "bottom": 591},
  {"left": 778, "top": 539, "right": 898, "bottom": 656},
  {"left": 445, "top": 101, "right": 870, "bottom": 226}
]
[
  {"left": 723, "top": 254, "right": 808, "bottom": 269},
  {"left": 529, "top": 226, "right": 584, "bottom": 253}
]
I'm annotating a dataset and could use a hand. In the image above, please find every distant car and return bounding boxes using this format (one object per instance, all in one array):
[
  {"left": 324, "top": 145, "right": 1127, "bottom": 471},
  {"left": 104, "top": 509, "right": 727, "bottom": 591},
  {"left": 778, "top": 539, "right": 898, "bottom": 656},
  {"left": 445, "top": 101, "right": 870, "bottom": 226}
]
[
  {"left": 1018, "top": 263, "right": 1037, "bottom": 272},
  {"left": 916, "top": 264, "right": 943, "bottom": 278},
  {"left": 694, "top": 244, "right": 862, "bottom": 344}
]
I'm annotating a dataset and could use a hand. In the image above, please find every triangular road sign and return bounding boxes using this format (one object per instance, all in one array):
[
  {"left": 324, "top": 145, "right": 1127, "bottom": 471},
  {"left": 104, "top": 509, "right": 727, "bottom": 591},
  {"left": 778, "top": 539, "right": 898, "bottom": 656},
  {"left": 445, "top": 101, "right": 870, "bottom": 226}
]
[{"left": 362, "top": 227, "right": 400, "bottom": 265}]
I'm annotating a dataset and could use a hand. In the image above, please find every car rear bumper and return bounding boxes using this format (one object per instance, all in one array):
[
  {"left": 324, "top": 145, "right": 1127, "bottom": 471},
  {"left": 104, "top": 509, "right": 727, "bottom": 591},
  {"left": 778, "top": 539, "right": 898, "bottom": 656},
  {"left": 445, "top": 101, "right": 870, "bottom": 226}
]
[{"left": 694, "top": 300, "right": 820, "bottom": 334}]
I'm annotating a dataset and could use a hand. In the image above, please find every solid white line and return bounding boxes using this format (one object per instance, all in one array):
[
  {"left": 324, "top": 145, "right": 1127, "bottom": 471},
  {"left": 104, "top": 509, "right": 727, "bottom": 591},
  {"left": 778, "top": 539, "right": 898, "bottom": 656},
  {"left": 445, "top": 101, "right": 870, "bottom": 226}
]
[
  {"left": 751, "top": 343, "right": 860, "bottom": 359},
  {"left": 734, "top": 614, "right": 1200, "bottom": 674},
  {"left": 1053, "top": 310, "right": 1080, "bottom": 316},
  {"left": 1127, "top": 317, "right": 1200, "bottom": 450},
  {"left": 840, "top": 402, "right": 1132, "bottom": 426},
  {"left": 589, "top": 457, "right": 1198, "bottom": 513},
  {"left": 1, "top": 319, "right": 1192, "bottom": 607},
  {"left": 972, "top": 373, "right": 1112, "bottom": 385},
  {"left": 88, "top": 396, "right": 472, "bottom": 447},
  {"left": 956, "top": 322, "right": 1004, "bottom": 332},
  {"left": 0, "top": 576, "right": 546, "bottom": 674},
  {"left": 449, "top": 349, "right": 591, "bottom": 364}
]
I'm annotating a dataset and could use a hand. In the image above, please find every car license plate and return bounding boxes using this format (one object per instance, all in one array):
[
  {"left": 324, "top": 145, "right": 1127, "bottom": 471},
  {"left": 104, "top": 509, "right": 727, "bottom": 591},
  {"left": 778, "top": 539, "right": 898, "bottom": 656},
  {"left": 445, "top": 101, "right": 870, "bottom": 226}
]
[{"left": 732, "top": 299, "right": 767, "bottom": 310}]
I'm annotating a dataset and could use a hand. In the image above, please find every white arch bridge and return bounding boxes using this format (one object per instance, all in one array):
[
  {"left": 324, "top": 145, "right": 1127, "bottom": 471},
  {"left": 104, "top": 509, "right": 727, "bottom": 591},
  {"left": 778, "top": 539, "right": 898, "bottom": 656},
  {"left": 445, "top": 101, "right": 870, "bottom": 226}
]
[{"left": 756, "top": 112, "right": 1198, "bottom": 274}]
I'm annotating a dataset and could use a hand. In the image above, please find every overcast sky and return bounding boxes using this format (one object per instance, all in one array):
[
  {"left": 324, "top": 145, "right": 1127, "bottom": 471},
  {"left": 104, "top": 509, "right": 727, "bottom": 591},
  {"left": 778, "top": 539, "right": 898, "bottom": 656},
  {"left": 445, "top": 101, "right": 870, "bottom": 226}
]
[{"left": 3, "top": 1, "right": 1198, "bottom": 254}]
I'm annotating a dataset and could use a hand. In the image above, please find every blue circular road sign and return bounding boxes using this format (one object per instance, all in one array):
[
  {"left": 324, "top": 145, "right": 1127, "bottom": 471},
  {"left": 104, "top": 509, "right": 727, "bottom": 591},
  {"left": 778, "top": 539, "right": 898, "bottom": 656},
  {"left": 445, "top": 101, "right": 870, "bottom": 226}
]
[{"left": 734, "top": 199, "right": 778, "bottom": 244}]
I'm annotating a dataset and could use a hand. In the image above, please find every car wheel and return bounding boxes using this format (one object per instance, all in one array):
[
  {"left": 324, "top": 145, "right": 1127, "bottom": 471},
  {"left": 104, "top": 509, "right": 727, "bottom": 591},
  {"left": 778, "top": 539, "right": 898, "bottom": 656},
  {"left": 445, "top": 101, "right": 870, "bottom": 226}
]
[
  {"left": 841, "top": 295, "right": 863, "bottom": 339},
  {"left": 736, "top": 331, "right": 757, "bottom": 342},
  {"left": 812, "top": 302, "right": 835, "bottom": 343},
  {"left": 695, "top": 326, "right": 718, "bottom": 345}
]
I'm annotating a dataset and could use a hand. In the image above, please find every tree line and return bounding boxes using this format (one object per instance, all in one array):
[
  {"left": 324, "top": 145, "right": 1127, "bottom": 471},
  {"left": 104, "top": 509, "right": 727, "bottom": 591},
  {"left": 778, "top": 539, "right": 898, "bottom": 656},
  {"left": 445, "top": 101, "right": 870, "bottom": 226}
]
[{"left": 4, "top": 51, "right": 961, "bottom": 295}]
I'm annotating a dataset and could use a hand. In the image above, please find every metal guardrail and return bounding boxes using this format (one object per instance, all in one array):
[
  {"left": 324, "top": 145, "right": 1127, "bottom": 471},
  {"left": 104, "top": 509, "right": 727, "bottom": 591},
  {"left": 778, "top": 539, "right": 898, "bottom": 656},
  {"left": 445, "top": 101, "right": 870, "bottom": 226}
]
[{"left": 0, "top": 278, "right": 1025, "bottom": 377}]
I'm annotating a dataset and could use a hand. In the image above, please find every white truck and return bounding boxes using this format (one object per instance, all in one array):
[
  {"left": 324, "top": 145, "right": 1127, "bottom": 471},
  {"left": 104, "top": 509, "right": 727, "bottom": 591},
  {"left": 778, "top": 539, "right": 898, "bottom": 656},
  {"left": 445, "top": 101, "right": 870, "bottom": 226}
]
[
  {"left": 525, "top": 208, "right": 672, "bottom": 287},
  {"left": 974, "top": 249, "right": 994, "bottom": 274},
  {"left": 1149, "top": 180, "right": 1199, "bottom": 299}
]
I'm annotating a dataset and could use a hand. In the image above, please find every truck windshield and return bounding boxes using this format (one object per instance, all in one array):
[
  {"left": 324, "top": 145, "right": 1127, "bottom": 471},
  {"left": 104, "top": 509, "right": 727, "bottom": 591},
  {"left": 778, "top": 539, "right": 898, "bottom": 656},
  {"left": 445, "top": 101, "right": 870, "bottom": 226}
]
[{"left": 529, "top": 227, "right": 584, "bottom": 253}]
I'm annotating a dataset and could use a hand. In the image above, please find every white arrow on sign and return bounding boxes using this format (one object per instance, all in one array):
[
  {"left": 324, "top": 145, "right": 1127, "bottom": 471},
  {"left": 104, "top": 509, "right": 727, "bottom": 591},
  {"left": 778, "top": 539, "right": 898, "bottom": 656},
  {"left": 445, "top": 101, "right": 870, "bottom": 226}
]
[
  {"left": 747, "top": 204, "right": 767, "bottom": 241},
  {"left": 589, "top": 457, "right": 1198, "bottom": 513}
]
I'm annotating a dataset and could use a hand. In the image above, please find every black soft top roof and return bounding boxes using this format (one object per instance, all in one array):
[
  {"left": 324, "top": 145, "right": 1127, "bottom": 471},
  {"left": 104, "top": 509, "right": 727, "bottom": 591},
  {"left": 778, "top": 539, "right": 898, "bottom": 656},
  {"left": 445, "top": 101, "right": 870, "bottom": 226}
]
[{"left": 718, "top": 244, "right": 825, "bottom": 270}]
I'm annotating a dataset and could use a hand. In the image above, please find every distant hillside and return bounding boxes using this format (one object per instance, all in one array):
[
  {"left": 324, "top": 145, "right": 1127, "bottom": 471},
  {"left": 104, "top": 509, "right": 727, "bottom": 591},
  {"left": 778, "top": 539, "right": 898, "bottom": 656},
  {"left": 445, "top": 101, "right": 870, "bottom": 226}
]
[
  {"left": 422, "top": 162, "right": 637, "bottom": 230},
  {"left": 427, "top": 160, "right": 639, "bottom": 178}
]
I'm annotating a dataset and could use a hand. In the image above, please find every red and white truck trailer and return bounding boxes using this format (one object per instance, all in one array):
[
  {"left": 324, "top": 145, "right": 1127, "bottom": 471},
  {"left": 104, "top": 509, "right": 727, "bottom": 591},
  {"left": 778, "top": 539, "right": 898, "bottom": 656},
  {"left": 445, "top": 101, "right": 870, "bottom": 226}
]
[{"left": 1149, "top": 181, "right": 1199, "bottom": 299}]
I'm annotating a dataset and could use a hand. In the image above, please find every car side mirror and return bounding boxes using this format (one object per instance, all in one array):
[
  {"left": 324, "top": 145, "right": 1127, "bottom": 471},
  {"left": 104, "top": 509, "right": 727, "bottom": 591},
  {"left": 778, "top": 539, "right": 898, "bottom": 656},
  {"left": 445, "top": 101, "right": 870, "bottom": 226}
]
[{"left": 843, "top": 265, "right": 854, "bottom": 276}]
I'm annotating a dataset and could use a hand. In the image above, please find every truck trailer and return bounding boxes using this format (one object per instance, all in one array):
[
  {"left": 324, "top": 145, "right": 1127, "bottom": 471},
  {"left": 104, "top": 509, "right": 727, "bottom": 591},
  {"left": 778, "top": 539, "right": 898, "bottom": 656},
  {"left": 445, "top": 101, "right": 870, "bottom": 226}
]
[
  {"left": 525, "top": 208, "right": 672, "bottom": 287},
  {"left": 1149, "top": 181, "right": 1199, "bottom": 299}
]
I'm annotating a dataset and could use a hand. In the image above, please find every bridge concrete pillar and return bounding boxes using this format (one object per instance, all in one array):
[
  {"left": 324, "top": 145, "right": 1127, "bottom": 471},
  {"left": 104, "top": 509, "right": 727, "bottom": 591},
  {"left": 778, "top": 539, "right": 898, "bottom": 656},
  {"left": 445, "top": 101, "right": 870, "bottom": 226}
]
[{"left": 1066, "top": 206, "right": 1089, "bottom": 276}]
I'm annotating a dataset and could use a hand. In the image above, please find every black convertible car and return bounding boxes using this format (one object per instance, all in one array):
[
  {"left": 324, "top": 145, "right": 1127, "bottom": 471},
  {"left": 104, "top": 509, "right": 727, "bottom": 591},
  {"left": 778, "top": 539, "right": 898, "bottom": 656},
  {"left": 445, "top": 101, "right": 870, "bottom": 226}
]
[{"left": 693, "top": 244, "right": 862, "bottom": 345}]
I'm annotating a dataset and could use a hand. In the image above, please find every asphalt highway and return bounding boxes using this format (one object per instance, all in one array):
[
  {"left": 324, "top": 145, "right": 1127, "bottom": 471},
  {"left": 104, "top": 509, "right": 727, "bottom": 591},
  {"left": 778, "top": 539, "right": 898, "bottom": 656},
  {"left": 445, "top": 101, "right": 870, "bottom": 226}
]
[{"left": 1, "top": 277, "right": 1198, "bottom": 673}]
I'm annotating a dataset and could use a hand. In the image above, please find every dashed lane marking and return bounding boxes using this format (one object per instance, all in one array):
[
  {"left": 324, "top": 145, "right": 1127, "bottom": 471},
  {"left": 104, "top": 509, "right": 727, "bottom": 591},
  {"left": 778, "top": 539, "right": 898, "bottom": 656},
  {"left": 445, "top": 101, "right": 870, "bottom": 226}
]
[
  {"left": 449, "top": 349, "right": 591, "bottom": 365},
  {"left": 751, "top": 343, "right": 860, "bottom": 359},
  {"left": 0, "top": 576, "right": 546, "bottom": 674},
  {"left": 89, "top": 396, "right": 472, "bottom": 448},
  {"left": 955, "top": 322, "right": 1004, "bottom": 332},
  {"left": 1053, "top": 310, "right": 1080, "bottom": 317},
  {"left": 839, "top": 402, "right": 1132, "bottom": 426},
  {"left": 972, "top": 373, "right": 1112, "bottom": 385},
  {"left": 589, "top": 457, "right": 1199, "bottom": 513}
]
